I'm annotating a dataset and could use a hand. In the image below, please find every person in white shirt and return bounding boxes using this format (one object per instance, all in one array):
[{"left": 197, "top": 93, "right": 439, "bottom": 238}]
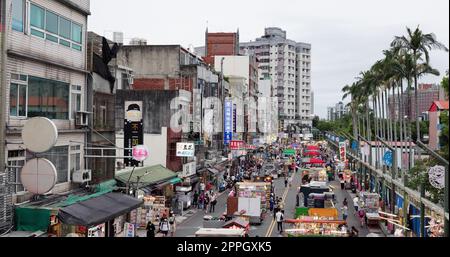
[
  {"left": 353, "top": 196, "right": 360, "bottom": 212},
  {"left": 199, "top": 182, "right": 205, "bottom": 192},
  {"left": 275, "top": 210, "right": 284, "bottom": 233}
]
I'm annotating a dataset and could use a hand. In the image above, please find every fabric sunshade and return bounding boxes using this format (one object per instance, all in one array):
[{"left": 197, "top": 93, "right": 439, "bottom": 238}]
[{"left": 58, "top": 193, "right": 142, "bottom": 227}]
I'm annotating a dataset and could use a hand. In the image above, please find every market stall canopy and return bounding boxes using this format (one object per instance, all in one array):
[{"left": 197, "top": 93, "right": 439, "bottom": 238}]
[
  {"left": 304, "top": 151, "right": 321, "bottom": 157},
  {"left": 304, "top": 158, "right": 325, "bottom": 164},
  {"left": 306, "top": 146, "right": 320, "bottom": 151},
  {"left": 207, "top": 168, "right": 220, "bottom": 175},
  {"left": 115, "top": 165, "right": 177, "bottom": 189},
  {"left": 58, "top": 193, "right": 143, "bottom": 227}
]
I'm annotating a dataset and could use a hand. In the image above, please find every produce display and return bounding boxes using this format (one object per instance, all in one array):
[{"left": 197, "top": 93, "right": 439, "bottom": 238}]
[{"left": 130, "top": 196, "right": 168, "bottom": 227}]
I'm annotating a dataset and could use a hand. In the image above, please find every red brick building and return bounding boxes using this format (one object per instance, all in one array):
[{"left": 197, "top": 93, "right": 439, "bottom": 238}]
[{"left": 203, "top": 29, "right": 240, "bottom": 65}]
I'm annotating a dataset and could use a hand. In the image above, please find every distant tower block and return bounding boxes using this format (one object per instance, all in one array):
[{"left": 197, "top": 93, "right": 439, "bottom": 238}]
[{"left": 113, "top": 31, "right": 124, "bottom": 45}]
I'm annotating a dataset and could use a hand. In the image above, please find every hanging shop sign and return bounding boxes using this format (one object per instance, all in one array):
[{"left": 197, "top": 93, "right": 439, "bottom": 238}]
[
  {"left": 351, "top": 140, "right": 359, "bottom": 151},
  {"left": 428, "top": 165, "right": 445, "bottom": 189},
  {"left": 124, "top": 222, "right": 135, "bottom": 237},
  {"left": 182, "top": 161, "right": 197, "bottom": 178},
  {"left": 176, "top": 143, "right": 195, "bottom": 157},
  {"left": 339, "top": 142, "right": 346, "bottom": 162},
  {"left": 224, "top": 100, "right": 233, "bottom": 145},
  {"left": 124, "top": 101, "right": 144, "bottom": 167},
  {"left": 383, "top": 151, "right": 393, "bottom": 167},
  {"left": 230, "top": 140, "right": 245, "bottom": 150},
  {"left": 132, "top": 145, "right": 149, "bottom": 162}
]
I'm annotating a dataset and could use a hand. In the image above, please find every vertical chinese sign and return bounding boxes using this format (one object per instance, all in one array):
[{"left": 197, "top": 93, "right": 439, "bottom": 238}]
[
  {"left": 339, "top": 142, "right": 347, "bottom": 163},
  {"left": 224, "top": 99, "right": 233, "bottom": 145},
  {"left": 124, "top": 101, "right": 144, "bottom": 167}
]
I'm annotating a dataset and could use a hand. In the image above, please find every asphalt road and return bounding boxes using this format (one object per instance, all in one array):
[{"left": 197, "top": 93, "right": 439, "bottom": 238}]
[{"left": 175, "top": 156, "right": 380, "bottom": 237}]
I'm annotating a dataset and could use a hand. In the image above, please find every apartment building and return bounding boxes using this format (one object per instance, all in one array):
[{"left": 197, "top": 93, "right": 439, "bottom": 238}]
[
  {"left": 240, "top": 27, "right": 313, "bottom": 130},
  {"left": 0, "top": 0, "right": 90, "bottom": 231}
]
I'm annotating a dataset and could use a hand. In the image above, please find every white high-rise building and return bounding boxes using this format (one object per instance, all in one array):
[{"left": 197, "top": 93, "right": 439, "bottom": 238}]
[{"left": 240, "top": 27, "right": 313, "bottom": 130}]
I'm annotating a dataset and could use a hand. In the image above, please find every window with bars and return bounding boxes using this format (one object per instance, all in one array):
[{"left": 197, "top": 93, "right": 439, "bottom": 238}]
[{"left": 7, "top": 150, "right": 26, "bottom": 193}]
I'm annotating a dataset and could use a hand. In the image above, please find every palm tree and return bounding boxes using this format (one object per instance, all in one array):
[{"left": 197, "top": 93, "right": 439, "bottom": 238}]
[{"left": 392, "top": 26, "right": 449, "bottom": 142}]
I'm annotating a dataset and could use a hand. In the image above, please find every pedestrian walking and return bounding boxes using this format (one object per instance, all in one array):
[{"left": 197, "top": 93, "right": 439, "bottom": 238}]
[
  {"left": 288, "top": 176, "right": 293, "bottom": 187},
  {"left": 168, "top": 211, "right": 176, "bottom": 237},
  {"left": 199, "top": 182, "right": 206, "bottom": 193},
  {"left": 193, "top": 191, "right": 199, "bottom": 208},
  {"left": 198, "top": 192, "right": 205, "bottom": 210},
  {"left": 353, "top": 196, "right": 359, "bottom": 212},
  {"left": 296, "top": 193, "right": 300, "bottom": 207},
  {"left": 275, "top": 209, "right": 284, "bottom": 233},
  {"left": 159, "top": 215, "right": 170, "bottom": 237},
  {"left": 340, "top": 177, "right": 345, "bottom": 190},
  {"left": 204, "top": 194, "right": 210, "bottom": 213},
  {"left": 341, "top": 205, "right": 348, "bottom": 221},
  {"left": 146, "top": 221, "right": 156, "bottom": 237},
  {"left": 343, "top": 198, "right": 348, "bottom": 207},
  {"left": 209, "top": 193, "right": 217, "bottom": 213},
  {"left": 284, "top": 177, "right": 288, "bottom": 188},
  {"left": 358, "top": 209, "right": 366, "bottom": 227}
]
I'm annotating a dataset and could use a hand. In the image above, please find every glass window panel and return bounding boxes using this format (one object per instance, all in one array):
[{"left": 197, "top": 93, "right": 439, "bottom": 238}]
[
  {"left": 12, "top": 0, "right": 24, "bottom": 32},
  {"left": 45, "top": 11, "right": 58, "bottom": 34},
  {"left": 72, "top": 44, "right": 82, "bottom": 51},
  {"left": 20, "top": 75, "right": 27, "bottom": 81},
  {"left": 9, "top": 84, "right": 18, "bottom": 116},
  {"left": 59, "top": 17, "right": 71, "bottom": 39},
  {"left": 28, "top": 76, "right": 69, "bottom": 119},
  {"left": 19, "top": 85, "right": 27, "bottom": 116},
  {"left": 39, "top": 146, "right": 68, "bottom": 183},
  {"left": 59, "top": 39, "right": 70, "bottom": 47},
  {"left": 71, "top": 23, "right": 82, "bottom": 43},
  {"left": 30, "top": 4, "right": 45, "bottom": 29},
  {"left": 31, "top": 28, "right": 45, "bottom": 38},
  {"left": 46, "top": 34, "right": 58, "bottom": 43}
]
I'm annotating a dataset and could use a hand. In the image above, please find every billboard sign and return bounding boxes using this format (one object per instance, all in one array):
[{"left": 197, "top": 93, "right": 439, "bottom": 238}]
[
  {"left": 124, "top": 101, "right": 143, "bottom": 167},
  {"left": 176, "top": 143, "right": 195, "bottom": 157},
  {"left": 224, "top": 100, "right": 233, "bottom": 145},
  {"left": 339, "top": 142, "right": 346, "bottom": 162},
  {"left": 230, "top": 140, "right": 245, "bottom": 150}
]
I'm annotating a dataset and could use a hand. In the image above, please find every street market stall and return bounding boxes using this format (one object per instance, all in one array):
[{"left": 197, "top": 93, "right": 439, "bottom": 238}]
[
  {"left": 129, "top": 195, "right": 168, "bottom": 228},
  {"left": 233, "top": 182, "right": 271, "bottom": 224},
  {"left": 361, "top": 192, "right": 381, "bottom": 227},
  {"left": 284, "top": 208, "right": 348, "bottom": 237}
]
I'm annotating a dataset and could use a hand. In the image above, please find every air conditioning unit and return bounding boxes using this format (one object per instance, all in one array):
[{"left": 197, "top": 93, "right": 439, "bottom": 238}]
[
  {"left": 72, "top": 169, "right": 92, "bottom": 183},
  {"left": 75, "top": 111, "right": 89, "bottom": 127}
]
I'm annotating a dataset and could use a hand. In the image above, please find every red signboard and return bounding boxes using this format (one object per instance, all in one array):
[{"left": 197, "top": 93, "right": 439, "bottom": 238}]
[{"left": 230, "top": 140, "right": 245, "bottom": 150}]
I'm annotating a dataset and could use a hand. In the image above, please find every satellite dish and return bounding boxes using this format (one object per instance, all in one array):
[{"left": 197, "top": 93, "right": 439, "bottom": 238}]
[
  {"left": 22, "top": 117, "right": 58, "bottom": 153},
  {"left": 21, "top": 158, "right": 57, "bottom": 195}
]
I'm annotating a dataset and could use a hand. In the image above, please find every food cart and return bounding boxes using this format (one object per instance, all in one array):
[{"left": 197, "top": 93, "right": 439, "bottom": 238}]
[
  {"left": 195, "top": 228, "right": 246, "bottom": 237},
  {"left": 235, "top": 182, "right": 271, "bottom": 224},
  {"left": 361, "top": 192, "right": 381, "bottom": 227}
]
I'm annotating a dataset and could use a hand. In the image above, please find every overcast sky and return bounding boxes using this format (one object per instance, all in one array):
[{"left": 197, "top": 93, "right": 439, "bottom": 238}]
[{"left": 89, "top": 0, "right": 449, "bottom": 119}]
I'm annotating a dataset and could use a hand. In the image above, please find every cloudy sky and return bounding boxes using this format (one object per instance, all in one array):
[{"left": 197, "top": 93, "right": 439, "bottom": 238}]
[{"left": 89, "top": 0, "right": 449, "bottom": 119}]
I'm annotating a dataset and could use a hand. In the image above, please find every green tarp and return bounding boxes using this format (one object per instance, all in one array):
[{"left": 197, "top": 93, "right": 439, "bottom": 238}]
[
  {"left": 295, "top": 207, "right": 310, "bottom": 218},
  {"left": 283, "top": 149, "right": 296, "bottom": 156},
  {"left": 115, "top": 165, "right": 177, "bottom": 189},
  {"left": 15, "top": 207, "right": 51, "bottom": 232},
  {"left": 53, "top": 180, "right": 117, "bottom": 208}
]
